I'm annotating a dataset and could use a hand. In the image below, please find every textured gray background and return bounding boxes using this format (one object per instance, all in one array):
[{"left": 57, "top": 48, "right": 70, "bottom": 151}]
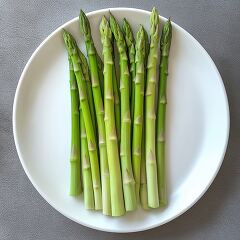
[{"left": 0, "top": 0, "right": 240, "bottom": 239}]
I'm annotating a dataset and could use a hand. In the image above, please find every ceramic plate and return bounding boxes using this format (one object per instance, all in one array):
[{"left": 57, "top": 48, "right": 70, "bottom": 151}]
[{"left": 13, "top": 8, "right": 229, "bottom": 232}]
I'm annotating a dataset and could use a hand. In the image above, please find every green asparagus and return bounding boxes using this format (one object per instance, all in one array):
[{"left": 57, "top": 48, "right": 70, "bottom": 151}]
[
  {"left": 110, "top": 13, "right": 137, "bottom": 211},
  {"left": 100, "top": 16, "right": 125, "bottom": 216},
  {"left": 140, "top": 26, "right": 150, "bottom": 210},
  {"left": 63, "top": 30, "right": 102, "bottom": 210},
  {"left": 78, "top": 49, "right": 97, "bottom": 136},
  {"left": 132, "top": 26, "right": 146, "bottom": 202},
  {"left": 80, "top": 108, "right": 95, "bottom": 209},
  {"left": 113, "top": 41, "right": 120, "bottom": 89},
  {"left": 122, "top": 18, "right": 136, "bottom": 119},
  {"left": 143, "top": 27, "right": 150, "bottom": 66},
  {"left": 68, "top": 56, "right": 82, "bottom": 196},
  {"left": 140, "top": 123, "right": 148, "bottom": 209},
  {"left": 156, "top": 19, "right": 172, "bottom": 207},
  {"left": 112, "top": 40, "right": 121, "bottom": 143},
  {"left": 112, "top": 47, "right": 121, "bottom": 144},
  {"left": 79, "top": 10, "right": 111, "bottom": 215},
  {"left": 145, "top": 7, "right": 160, "bottom": 208},
  {"left": 79, "top": 48, "right": 95, "bottom": 210},
  {"left": 96, "top": 53, "right": 104, "bottom": 97}
]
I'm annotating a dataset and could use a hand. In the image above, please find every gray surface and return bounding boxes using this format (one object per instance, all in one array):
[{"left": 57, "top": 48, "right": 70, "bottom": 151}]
[{"left": 0, "top": 0, "right": 239, "bottom": 239}]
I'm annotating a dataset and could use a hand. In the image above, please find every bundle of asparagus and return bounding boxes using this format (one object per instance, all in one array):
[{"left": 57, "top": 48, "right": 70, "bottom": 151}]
[{"left": 63, "top": 7, "right": 172, "bottom": 217}]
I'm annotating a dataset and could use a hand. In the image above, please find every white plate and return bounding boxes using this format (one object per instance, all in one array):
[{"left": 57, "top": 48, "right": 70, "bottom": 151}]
[{"left": 13, "top": 8, "right": 229, "bottom": 233}]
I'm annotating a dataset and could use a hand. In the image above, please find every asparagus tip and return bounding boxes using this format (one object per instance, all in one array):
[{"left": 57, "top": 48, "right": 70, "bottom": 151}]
[
  {"left": 151, "top": 6, "right": 157, "bottom": 14},
  {"left": 122, "top": 17, "right": 128, "bottom": 28},
  {"left": 136, "top": 25, "right": 145, "bottom": 42},
  {"left": 79, "top": 9, "right": 84, "bottom": 15},
  {"left": 100, "top": 15, "right": 112, "bottom": 41},
  {"left": 100, "top": 15, "right": 108, "bottom": 31},
  {"left": 150, "top": 6, "right": 159, "bottom": 25},
  {"left": 149, "top": 7, "right": 160, "bottom": 41},
  {"left": 160, "top": 18, "right": 172, "bottom": 54},
  {"left": 79, "top": 9, "right": 90, "bottom": 37},
  {"left": 109, "top": 10, "right": 113, "bottom": 17},
  {"left": 62, "top": 28, "right": 68, "bottom": 38},
  {"left": 62, "top": 29, "right": 70, "bottom": 47}
]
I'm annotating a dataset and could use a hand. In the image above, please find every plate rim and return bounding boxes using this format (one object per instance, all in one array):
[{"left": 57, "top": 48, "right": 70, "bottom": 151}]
[{"left": 12, "top": 7, "right": 230, "bottom": 233}]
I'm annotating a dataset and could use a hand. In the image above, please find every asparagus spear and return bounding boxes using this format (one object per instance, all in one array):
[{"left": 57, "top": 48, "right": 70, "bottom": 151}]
[
  {"left": 96, "top": 55, "right": 119, "bottom": 149},
  {"left": 78, "top": 50, "right": 97, "bottom": 136},
  {"left": 132, "top": 26, "right": 146, "bottom": 202},
  {"left": 140, "top": 123, "right": 148, "bottom": 209},
  {"left": 145, "top": 7, "right": 160, "bottom": 208},
  {"left": 80, "top": 108, "right": 95, "bottom": 209},
  {"left": 143, "top": 27, "right": 150, "bottom": 66},
  {"left": 79, "top": 49, "right": 95, "bottom": 209},
  {"left": 110, "top": 13, "right": 137, "bottom": 211},
  {"left": 63, "top": 30, "right": 102, "bottom": 210},
  {"left": 156, "top": 19, "right": 172, "bottom": 206},
  {"left": 96, "top": 53, "right": 104, "bottom": 97},
  {"left": 112, "top": 40, "right": 121, "bottom": 142},
  {"left": 112, "top": 47, "right": 121, "bottom": 144},
  {"left": 79, "top": 10, "right": 111, "bottom": 215},
  {"left": 100, "top": 16, "right": 125, "bottom": 216},
  {"left": 98, "top": 37, "right": 121, "bottom": 144},
  {"left": 96, "top": 53, "right": 119, "bottom": 145},
  {"left": 140, "top": 27, "right": 150, "bottom": 210},
  {"left": 113, "top": 41, "right": 120, "bottom": 89},
  {"left": 68, "top": 56, "right": 82, "bottom": 196},
  {"left": 122, "top": 18, "right": 136, "bottom": 118}
]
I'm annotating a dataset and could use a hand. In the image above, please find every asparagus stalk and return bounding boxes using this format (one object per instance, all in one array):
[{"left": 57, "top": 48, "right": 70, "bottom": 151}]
[
  {"left": 145, "top": 7, "right": 160, "bottom": 208},
  {"left": 96, "top": 53, "right": 104, "bottom": 97},
  {"left": 122, "top": 18, "right": 136, "bottom": 118},
  {"left": 156, "top": 19, "right": 172, "bottom": 206},
  {"left": 78, "top": 50, "right": 97, "bottom": 136},
  {"left": 140, "top": 123, "right": 148, "bottom": 209},
  {"left": 79, "top": 49, "right": 95, "bottom": 209},
  {"left": 112, "top": 47, "right": 121, "bottom": 144},
  {"left": 143, "top": 27, "right": 150, "bottom": 66},
  {"left": 79, "top": 10, "right": 111, "bottom": 215},
  {"left": 80, "top": 108, "right": 95, "bottom": 209},
  {"left": 63, "top": 30, "right": 102, "bottom": 210},
  {"left": 132, "top": 26, "right": 146, "bottom": 202},
  {"left": 113, "top": 41, "right": 120, "bottom": 89},
  {"left": 110, "top": 13, "right": 137, "bottom": 211},
  {"left": 68, "top": 56, "right": 82, "bottom": 196},
  {"left": 140, "top": 27, "right": 150, "bottom": 210},
  {"left": 98, "top": 46, "right": 121, "bottom": 144},
  {"left": 100, "top": 16, "right": 125, "bottom": 216}
]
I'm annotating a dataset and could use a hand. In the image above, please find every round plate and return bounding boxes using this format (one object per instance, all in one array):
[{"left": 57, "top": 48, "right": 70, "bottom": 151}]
[{"left": 13, "top": 8, "right": 229, "bottom": 232}]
